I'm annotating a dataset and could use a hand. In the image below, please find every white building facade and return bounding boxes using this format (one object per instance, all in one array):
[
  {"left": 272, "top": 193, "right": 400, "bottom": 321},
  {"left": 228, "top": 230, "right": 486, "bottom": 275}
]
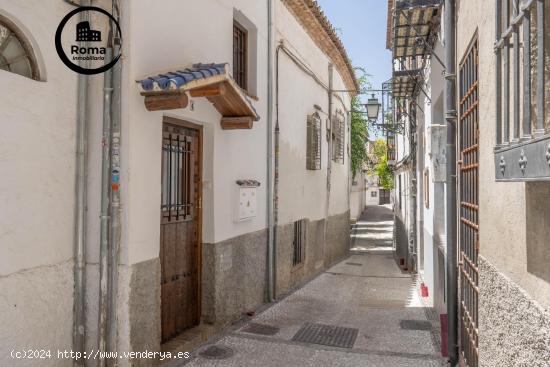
[{"left": 0, "top": 0, "right": 356, "bottom": 365}]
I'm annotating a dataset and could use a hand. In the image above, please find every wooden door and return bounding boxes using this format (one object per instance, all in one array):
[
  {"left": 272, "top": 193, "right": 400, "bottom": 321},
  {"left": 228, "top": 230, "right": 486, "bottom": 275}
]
[
  {"left": 160, "top": 119, "right": 202, "bottom": 343},
  {"left": 458, "top": 37, "right": 479, "bottom": 367}
]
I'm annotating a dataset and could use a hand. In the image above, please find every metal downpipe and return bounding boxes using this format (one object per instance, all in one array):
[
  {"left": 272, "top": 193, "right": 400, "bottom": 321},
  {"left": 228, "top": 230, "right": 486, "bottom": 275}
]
[
  {"left": 266, "top": 0, "right": 275, "bottom": 302},
  {"left": 444, "top": 0, "right": 458, "bottom": 364},
  {"left": 72, "top": 1, "right": 90, "bottom": 365},
  {"left": 97, "top": 46, "right": 113, "bottom": 367},
  {"left": 323, "top": 64, "right": 334, "bottom": 264},
  {"left": 107, "top": 9, "right": 122, "bottom": 361}
]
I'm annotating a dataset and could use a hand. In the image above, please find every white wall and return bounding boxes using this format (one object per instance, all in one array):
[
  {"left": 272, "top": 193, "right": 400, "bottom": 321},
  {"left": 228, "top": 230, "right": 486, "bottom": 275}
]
[
  {"left": 350, "top": 171, "right": 366, "bottom": 219},
  {"left": 275, "top": 0, "right": 352, "bottom": 225},
  {"left": 364, "top": 173, "right": 382, "bottom": 206},
  {"left": 0, "top": 1, "right": 79, "bottom": 364},
  {"left": 124, "top": 0, "right": 269, "bottom": 265}
]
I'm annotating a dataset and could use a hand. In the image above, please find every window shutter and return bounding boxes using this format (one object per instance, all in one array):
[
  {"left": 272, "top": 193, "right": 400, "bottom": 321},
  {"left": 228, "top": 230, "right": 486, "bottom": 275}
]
[
  {"left": 306, "top": 113, "right": 321, "bottom": 170},
  {"left": 332, "top": 112, "right": 345, "bottom": 164}
]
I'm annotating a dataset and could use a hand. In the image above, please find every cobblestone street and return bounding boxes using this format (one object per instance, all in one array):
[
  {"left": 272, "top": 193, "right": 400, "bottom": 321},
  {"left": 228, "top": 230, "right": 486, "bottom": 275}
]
[{"left": 179, "top": 206, "right": 446, "bottom": 367}]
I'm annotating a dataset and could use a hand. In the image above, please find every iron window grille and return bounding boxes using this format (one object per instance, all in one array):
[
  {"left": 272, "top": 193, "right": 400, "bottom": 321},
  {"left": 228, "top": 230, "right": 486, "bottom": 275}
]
[
  {"left": 332, "top": 111, "right": 345, "bottom": 164},
  {"left": 292, "top": 219, "right": 306, "bottom": 266},
  {"left": 306, "top": 112, "right": 322, "bottom": 170},
  {"left": 233, "top": 20, "right": 248, "bottom": 91},
  {"left": 494, "top": 0, "right": 550, "bottom": 181},
  {"left": 458, "top": 36, "right": 479, "bottom": 367},
  {"left": 161, "top": 127, "right": 194, "bottom": 223}
]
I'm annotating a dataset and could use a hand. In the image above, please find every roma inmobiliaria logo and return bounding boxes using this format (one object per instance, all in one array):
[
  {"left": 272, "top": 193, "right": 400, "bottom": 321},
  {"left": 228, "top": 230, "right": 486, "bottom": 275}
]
[{"left": 55, "top": 6, "right": 122, "bottom": 75}]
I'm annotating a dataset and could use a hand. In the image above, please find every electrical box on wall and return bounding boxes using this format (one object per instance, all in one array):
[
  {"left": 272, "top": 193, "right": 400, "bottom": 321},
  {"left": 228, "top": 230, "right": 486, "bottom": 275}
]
[
  {"left": 235, "top": 180, "right": 260, "bottom": 221},
  {"left": 428, "top": 124, "right": 447, "bottom": 182}
]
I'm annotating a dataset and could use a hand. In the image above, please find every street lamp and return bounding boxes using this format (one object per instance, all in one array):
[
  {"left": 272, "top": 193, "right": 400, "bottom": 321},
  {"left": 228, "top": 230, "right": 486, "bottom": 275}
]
[{"left": 365, "top": 94, "right": 381, "bottom": 121}]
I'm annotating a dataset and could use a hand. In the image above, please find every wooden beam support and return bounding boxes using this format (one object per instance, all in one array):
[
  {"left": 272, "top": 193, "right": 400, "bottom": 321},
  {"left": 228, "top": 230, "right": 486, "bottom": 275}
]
[
  {"left": 220, "top": 116, "right": 254, "bottom": 130},
  {"left": 189, "top": 84, "right": 226, "bottom": 98},
  {"left": 144, "top": 93, "right": 188, "bottom": 111}
]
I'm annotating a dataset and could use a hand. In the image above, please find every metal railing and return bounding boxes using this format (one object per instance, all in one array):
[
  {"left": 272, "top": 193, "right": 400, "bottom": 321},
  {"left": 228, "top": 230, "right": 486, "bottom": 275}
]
[{"left": 494, "top": 0, "right": 550, "bottom": 181}]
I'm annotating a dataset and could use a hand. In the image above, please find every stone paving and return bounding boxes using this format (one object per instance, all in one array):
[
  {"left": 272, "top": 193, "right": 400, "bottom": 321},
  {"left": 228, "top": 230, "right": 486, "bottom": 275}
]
[{"left": 177, "top": 205, "right": 447, "bottom": 367}]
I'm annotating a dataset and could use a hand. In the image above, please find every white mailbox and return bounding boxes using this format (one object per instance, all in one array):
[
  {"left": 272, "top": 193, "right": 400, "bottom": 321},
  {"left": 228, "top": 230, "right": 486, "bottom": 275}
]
[{"left": 235, "top": 180, "right": 260, "bottom": 221}]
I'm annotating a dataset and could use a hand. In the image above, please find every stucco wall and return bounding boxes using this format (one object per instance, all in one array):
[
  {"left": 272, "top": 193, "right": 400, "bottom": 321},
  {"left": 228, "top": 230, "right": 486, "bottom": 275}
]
[
  {"left": 275, "top": 211, "right": 350, "bottom": 297},
  {"left": 0, "top": 1, "right": 79, "bottom": 362},
  {"left": 125, "top": 0, "right": 269, "bottom": 265},
  {"left": 457, "top": 0, "right": 550, "bottom": 312},
  {"left": 456, "top": 0, "right": 550, "bottom": 363},
  {"left": 350, "top": 171, "right": 366, "bottom": 220},
  {"left": 479, "top": 256, "right": 550, "bottom": 367},
  {"left": 275, "top": 0, "right": 352, "bottom": 226}
]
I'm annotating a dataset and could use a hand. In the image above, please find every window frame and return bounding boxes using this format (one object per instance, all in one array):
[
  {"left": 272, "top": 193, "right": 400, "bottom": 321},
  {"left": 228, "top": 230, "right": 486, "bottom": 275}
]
[
  {"left": 332, "top": 110, "right": 345, "bottom": 164},
  {"left": 232, "top": 20, "right": 248, "bottom": 91},
  {"left": 292, "top": 219, "right": 306, "bottom": 267},
  {"left": 493, "top": 0, "right": 550, "bottom": 181},
  {"left": 306, "top": 112, "right": 322, "bottom": 170},
  {"left": 0, "top": 14, "right": 40, "bottom": 81}
]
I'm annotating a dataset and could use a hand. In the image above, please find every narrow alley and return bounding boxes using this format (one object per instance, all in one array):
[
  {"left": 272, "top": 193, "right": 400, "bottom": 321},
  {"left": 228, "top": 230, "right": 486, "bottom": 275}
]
[{"left": 180, "top": 205, "right": 445, "bottom": 367}]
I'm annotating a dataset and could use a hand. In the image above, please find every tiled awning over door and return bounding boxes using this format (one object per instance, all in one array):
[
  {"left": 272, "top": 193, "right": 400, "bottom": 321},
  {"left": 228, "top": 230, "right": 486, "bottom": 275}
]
[{"left": 136, "top": 63, "right": 259, "bottom": 129}]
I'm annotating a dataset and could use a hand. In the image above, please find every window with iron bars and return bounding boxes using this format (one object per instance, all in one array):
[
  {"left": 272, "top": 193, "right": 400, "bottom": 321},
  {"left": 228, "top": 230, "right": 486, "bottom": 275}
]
[
  {"left": 233, "top": 20, "right": 248, "bottom": 91},
  {"left": 161, "top": 127, "right": 194, "bottom": 223},
  {"left": 306, "top": 113, "right": 322, "bottom": 170},
  {"left": 494, "top": 0, "right": 550, "bottom": 180},
  {"left": 332, "top": 111, "right": 345, "bottom": 164},
  {"left": 292, "top": 219, "right": 306, "bottom": 266}
]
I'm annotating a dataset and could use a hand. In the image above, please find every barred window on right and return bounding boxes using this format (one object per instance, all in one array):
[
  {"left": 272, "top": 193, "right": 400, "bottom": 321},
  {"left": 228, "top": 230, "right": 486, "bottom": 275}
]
[{"left": 494, "top": 0, "right": 550, "bottom": 181}]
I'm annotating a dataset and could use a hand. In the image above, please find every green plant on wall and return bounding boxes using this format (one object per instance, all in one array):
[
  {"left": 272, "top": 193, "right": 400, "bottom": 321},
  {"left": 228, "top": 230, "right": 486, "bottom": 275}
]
[
  {"left": 371, "top": 139, "right": 394, "bottom": 190},
  {"left": 350, "top": 71, "right": 369, "bottom": 179}
]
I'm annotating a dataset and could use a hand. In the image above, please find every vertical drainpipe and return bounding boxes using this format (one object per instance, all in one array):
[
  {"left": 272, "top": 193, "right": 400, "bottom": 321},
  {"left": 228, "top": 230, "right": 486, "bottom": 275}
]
[
  {"left": 444, "top": 0, "right": 458, "bottom": 364},
  {"left": 107, "top": 1, "right": 122, "bottom": 359},
  {"left": 347, "top": 110, "right": 351, "bottom": 221},
  {"left": 323, "top": 64, "right": 334, "bottom": 263},
  {"left": 97, "top": 45, "right": 113, "bottom": 366},
  {"left": 266, "top": 0, "right": 275, "bottom": 302},
  {"left": 72, "top": 1, "right": 91, "bottom": 365},
  {"left": 410, "top": 105, "right": 417, "bottom": 272}
]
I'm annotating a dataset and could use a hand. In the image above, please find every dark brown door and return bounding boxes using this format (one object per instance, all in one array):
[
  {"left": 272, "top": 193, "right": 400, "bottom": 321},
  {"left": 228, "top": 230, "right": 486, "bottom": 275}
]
[
  {"left": 379, "top": 189, "right": 390, "bottom": 205},
  {"left": 458, "top": 37, "right": 479, "bottom": 367},
  {"left": 160, "top": 119, "right": 202, "bottom": 343}
]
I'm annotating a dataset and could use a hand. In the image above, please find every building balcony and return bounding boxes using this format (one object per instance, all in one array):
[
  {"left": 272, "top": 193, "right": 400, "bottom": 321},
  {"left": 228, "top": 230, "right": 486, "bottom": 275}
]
[
  {"left": 494, "top": 134, "right": 550, "bottom": 181},
  {"left": 493, "top": 0, "right": 550, "bottom": 181},
  {"left": 391, "top": 0, "right": 442, "bottom": 59}
]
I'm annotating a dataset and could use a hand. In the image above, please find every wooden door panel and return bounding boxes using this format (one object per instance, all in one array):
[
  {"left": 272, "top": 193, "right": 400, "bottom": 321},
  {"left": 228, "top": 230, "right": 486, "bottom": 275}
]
[{"left": 160, "top": 122, "right": 201, "bottom": 343}]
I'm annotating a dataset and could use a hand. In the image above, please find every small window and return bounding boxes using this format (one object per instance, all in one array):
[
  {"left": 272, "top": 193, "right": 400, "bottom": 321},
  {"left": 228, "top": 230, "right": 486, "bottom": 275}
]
[
  {"left": 0, "top": 16, "right": 39, "bottom": 80},
  {"left": 233, "top": 21, "right": 248, "bottom": 91},
  {"left": 371, "top": 191, "right": 378, "bottom": 197},
  {"left": 332, "top": 111, "right": 345, "bottom": 164},
  {"left": 292, "top": 219, "right": 306, "bottom": 267},
  {"left": 306, "top": 113, "right": 322, "bottom": 170}
]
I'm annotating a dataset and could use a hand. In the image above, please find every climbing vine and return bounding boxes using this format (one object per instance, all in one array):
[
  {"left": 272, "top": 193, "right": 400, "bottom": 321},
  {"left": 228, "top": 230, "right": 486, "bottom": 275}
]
[
  {"left": 371, "top": 139, "right": 394, "bottom": 190},
  {"left": 350, "top": 72, "right": 369, "bottom": 179}
]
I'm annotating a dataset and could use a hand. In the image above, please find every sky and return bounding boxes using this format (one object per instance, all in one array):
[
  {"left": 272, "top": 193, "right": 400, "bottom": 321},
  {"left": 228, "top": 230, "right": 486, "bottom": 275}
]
[
  {"left": 316, "top": 0, "right": 392, "bottom": 101},
  {"left": 316, "top": 0, "right": 392, "bottom": 139}
]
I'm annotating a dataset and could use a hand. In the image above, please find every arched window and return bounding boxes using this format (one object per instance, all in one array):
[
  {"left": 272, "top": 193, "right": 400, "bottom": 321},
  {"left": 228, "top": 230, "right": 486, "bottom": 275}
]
[{"left": 0, "top": 15, "right": 39, "bottom": 80}]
